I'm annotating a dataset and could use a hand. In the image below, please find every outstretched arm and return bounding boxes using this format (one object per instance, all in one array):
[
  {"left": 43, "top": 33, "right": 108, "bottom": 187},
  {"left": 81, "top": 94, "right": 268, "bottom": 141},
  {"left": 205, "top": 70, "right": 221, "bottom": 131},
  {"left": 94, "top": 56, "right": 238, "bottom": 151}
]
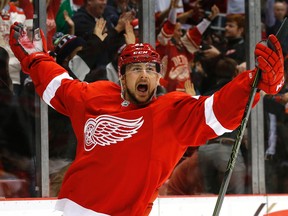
[
  {"left": 211, "top": 34, "right": 284, "bottom": 131},
  {"left": 9, "top": 22, "right": 83, "bottom": 115},
  {"left": 171, "top": 34, "right": 285, "bottom": 145}
]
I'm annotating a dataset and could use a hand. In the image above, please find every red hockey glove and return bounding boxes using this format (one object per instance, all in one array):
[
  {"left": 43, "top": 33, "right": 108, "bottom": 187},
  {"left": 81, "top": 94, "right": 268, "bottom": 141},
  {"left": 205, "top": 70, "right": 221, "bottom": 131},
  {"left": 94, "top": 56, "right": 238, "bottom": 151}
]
[
  {"left": 9, "top": 22, "right": 49, "bottom": 74},
  {"left": 249, "top": 34, "right": 285, "bottom": 94}
]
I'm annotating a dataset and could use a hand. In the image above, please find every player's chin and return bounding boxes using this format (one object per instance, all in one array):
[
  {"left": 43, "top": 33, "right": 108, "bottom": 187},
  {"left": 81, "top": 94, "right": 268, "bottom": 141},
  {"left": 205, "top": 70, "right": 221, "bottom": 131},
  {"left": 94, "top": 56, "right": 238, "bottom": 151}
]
[{"left": 135, "top": 92, "right": 152, "bottom": 104}]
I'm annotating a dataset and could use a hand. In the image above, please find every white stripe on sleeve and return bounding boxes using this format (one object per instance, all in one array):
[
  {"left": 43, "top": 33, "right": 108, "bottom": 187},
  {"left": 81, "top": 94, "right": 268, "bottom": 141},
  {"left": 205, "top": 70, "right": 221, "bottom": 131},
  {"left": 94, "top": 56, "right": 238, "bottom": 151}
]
[
  {"left": 55, "top": 198, "right": 110, "bottom": 216},
  {"left": 42, "top": 73, "right": 73, "bottom": 108},
  {"left": 204, "top": 94, "right": 233, "bottom": 136}
]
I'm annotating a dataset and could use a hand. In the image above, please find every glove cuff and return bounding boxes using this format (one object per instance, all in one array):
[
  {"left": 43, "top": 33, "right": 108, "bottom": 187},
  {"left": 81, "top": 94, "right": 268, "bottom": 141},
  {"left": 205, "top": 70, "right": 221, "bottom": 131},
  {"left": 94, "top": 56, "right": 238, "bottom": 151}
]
[{"left": 21, "top": 52, "right": 55, "bottom": 74}]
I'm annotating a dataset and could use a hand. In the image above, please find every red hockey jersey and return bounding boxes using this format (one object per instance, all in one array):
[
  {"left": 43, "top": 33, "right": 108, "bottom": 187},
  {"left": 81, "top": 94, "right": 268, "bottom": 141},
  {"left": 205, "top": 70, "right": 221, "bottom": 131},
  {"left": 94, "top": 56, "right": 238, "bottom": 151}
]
[{"left": 28, "top": 56, "right": 259, "bottom": 216}]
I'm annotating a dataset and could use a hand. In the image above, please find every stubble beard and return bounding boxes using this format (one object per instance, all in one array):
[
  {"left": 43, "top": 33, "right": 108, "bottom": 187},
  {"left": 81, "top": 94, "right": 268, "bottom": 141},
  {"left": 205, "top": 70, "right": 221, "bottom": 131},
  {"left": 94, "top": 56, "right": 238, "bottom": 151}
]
[{"left": 125, "top": 87, "right": 156, "bottom": 106}]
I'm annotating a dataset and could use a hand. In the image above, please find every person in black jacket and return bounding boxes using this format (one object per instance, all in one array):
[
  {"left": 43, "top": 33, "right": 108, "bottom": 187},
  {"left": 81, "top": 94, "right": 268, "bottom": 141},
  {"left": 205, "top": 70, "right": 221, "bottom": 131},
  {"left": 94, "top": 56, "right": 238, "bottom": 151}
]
[
  {"left": 0, "top": 46, "right": 34, "bottom": 197},
  {"left": 72, "top": 0, "right": 135, "bottom": 67},
  {"left": 199, "top": 13, "right": 246, "bottom": 65}
]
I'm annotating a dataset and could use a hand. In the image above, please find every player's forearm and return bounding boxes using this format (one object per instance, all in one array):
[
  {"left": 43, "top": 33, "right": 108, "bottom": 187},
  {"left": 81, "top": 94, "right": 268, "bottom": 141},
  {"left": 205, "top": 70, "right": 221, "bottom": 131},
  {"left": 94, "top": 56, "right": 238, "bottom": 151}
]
[{"left": 212, "top": 71, "right": 260, "bottom": 130}]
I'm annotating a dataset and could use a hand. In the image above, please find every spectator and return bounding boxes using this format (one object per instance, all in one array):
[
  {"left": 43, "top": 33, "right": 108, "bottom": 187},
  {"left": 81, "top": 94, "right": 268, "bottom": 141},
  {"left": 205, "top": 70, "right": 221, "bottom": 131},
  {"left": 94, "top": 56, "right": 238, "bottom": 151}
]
[
  {"left": 155, "top": 0, "right": 184, "bottom": 28},
  {"left": 55, "top": 0, "right": 81, "bottom": 34},
  {"left": 166, "top": 57, "right": 247, "bottom": 195},
  {"left": 46, "top": 0, "right": 62, "bottom": 51},
  {"left": 0, "top": 46, "right": 33, "bottom": 197},
  {"left": 9, "top": 22, "right": 284, "bottom": 215},
  {"left": 52, "top": 33, "right": 87, "bottom": 79},
  {"left": 0, "top": 0, "right": 31, "bottom": 95},
  {"left": 198, "top": 130, "right": 247, "bottom": 194},
  {"left": 263, "top": 76, "right": 288, "bottom": 193},
  {"left": 157, "top": 2, "right": 219, "bottom": 92},
  {"left": 72, "top": 0, "right": 108, "bottom": 38},
  {"left": 104, "top": 0, "right": 132, "bottom": 28},
  {"left": 266, "top": 1, "right": 287, "bottom": 53},
  {"left": 190, "top": 0, "right": 227, "bottom": 13},
  {"left": 17, "top": 0, "right": 34, "bottom": 22},
  {"left": 165, "top": 150, "right": 204, "bottom": 195},
  {"left": 200, "top": 13, "right": 246, "bottom": 68},
  {"left": 49, "top": 160, "right": 72, "bottom": 197},
  {"left": 198, "top": 57, "right": 246, "bottom": 195},
  {"left": 128, "top": 0, "right": 139, "bottom": 17},
  {"left": 202, "top": 56, "right": 239, "bottom": 95},
  {"left": 72, "top": 0, "right": 135, "bottom": 67},
  {"left": 52, "top": 17, "right": 110, "bottom": 80},
  {"left": 53, "top": 17, "right": 135, "bottom": 83},
  {"left": 156, "top": 0, "right": 184, "bottom": 15}
]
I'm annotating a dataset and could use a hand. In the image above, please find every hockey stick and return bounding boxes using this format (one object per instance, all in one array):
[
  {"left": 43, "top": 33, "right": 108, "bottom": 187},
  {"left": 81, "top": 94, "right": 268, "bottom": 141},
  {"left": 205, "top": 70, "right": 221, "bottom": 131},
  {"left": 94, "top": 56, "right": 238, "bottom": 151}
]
[{"left": 212, "top": 17, "right": 288, "bottom": 216}]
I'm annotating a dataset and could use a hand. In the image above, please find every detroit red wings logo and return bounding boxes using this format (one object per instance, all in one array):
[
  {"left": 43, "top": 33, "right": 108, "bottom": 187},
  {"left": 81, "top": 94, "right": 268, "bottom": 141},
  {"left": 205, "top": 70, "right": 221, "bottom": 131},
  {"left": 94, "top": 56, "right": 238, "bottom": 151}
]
[{"left": 84, "top": 115, "right": 144, "bottom": 151}]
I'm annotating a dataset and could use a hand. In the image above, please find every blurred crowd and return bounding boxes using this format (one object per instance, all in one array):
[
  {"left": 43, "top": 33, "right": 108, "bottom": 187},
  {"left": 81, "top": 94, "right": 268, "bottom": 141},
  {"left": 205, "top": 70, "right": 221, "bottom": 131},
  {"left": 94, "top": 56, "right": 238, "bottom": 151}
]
[{"left": 1, "top": 0, "right": 288, "bottom": 198}]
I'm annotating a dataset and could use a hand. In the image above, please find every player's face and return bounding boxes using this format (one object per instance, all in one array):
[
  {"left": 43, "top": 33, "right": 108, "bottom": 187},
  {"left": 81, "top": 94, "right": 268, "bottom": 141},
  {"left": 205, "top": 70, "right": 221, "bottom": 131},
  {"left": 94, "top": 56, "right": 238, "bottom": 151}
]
[{"left": 122, "top": 62, "right": 160, "bottom": 105}]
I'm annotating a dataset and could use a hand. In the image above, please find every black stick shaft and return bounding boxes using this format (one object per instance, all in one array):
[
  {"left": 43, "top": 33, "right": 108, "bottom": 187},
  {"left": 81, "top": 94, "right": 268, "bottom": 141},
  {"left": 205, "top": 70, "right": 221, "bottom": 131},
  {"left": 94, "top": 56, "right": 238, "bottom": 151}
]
[
  {"left": 212, "top": 17, "right": 288, "bottom": 215},
  {"left": 212, "top": 70, "right": 261, "bottom": 216}
]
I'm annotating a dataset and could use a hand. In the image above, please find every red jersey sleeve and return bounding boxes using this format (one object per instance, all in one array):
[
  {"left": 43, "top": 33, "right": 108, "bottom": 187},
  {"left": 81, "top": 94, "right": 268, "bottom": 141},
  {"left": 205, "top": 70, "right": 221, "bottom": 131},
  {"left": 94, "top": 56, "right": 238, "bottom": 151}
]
[{"left": 162, "top": 71, "right": 260, "bottom": 146}]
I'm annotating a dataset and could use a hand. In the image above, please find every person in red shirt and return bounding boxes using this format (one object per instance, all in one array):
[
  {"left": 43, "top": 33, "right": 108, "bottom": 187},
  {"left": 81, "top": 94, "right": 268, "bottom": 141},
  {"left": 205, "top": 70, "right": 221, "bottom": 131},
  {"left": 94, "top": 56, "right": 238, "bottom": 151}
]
[
  {"left": 156, "top": 2, "right": 219, "bottom": 92},
  {"left": 9, "top": 21, "right": 284, "bottom": 215}
]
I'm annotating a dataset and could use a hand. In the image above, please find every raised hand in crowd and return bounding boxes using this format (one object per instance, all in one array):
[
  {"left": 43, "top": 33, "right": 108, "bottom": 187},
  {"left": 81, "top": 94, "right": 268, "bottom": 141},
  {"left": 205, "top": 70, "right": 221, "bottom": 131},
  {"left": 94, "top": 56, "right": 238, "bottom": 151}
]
[
  {"left": 63, "top": 10, "right": 75, "bottom": 35},
  {"left": 114, "top": 10, "right": 136, "bottom": 33},
  {"left": 208, "top": 4, "right": 220, "bottom": 21},
  {"left": 184, "top": 79, "right": 196, "bottom": 96},
  {"left": 93, "top": 18, "right": 108, "bottom": 42},
  {"left": 124, "top": 21, "right": 136, "bottom": 45},
  {"left": 171, "top": 0, "right": 189, "bottom": 24}
]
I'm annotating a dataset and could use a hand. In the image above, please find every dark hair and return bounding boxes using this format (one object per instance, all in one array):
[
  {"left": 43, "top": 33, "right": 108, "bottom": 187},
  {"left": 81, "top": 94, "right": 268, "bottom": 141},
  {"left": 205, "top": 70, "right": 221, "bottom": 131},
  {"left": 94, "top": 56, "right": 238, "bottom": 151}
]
[
  {"left": 215, "top": 57, "right": 238, "bottom": 79},
  {"left": 226, "top": 14, "right": 245, "bottom": 33}
]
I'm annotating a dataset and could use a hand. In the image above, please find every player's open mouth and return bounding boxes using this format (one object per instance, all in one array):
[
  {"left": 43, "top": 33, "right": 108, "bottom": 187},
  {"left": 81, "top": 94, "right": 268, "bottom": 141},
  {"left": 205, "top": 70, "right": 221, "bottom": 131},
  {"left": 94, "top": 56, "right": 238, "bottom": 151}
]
[{"left": 137, "top": 84, "right": 148, "bottom": 93}]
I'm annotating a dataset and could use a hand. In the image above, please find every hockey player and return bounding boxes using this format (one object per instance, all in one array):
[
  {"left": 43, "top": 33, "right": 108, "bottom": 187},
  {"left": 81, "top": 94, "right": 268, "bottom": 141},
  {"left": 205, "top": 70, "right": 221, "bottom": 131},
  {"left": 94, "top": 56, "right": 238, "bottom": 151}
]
[{"left": 9, "top": 22, "right": 284, "bottom": 216}]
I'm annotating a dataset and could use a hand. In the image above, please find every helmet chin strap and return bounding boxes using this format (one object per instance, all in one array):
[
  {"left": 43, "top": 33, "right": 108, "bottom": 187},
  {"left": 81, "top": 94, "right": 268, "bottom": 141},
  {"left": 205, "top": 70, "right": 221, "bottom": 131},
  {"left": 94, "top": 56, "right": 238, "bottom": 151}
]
[{"left": 119, "top": 78, "right": 129, "bottom": 107}]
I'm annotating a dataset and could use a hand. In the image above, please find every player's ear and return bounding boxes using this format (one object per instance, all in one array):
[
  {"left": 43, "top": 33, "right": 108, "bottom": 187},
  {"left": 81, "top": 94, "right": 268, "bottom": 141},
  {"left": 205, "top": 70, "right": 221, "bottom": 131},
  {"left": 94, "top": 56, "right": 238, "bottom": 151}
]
[{"left": 120, "top": 75, "right": 126, "bottom": 89}]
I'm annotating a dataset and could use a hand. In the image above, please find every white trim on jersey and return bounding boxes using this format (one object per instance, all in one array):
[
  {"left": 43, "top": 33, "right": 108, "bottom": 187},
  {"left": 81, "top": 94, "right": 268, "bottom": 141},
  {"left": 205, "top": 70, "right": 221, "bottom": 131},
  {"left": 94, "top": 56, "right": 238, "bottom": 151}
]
[
  {"left": 42, "top": 73, "right": 73, "bottom": 108},
  {"left": 55, "top": 198, "right": 110, "bottom": 216},
  {"left": 204, "top": 95, "right": 233, "bottom": 136}
]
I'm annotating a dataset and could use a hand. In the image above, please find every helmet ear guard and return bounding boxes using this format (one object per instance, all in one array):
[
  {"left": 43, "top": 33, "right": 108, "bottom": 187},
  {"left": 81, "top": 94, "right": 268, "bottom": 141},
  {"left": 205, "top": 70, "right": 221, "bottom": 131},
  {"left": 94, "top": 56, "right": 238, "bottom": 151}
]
[{"left": 118, "top": 43, "right": 162, "bottom": 76}]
